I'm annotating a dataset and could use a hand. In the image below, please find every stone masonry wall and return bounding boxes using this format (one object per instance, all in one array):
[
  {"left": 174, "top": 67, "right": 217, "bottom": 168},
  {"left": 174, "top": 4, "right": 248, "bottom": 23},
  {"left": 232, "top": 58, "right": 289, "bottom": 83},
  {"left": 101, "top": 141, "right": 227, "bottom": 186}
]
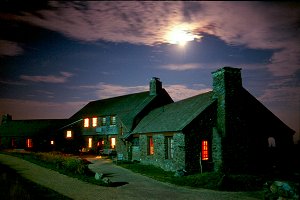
[{"left": 138, "top": 133, "right": 185, "bottom": 172}]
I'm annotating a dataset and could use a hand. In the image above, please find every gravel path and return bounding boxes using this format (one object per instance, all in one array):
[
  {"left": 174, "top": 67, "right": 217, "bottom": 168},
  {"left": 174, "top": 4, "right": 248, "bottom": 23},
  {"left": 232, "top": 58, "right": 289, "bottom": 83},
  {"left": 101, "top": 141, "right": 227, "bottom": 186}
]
[{"left": 0, "top": 154, "right": 263, "bottom": 200}]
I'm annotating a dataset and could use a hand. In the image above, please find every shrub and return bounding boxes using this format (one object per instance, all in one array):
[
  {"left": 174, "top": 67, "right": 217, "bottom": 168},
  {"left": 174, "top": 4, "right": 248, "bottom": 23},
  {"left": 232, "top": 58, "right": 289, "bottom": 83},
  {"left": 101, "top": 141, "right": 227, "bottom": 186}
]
[
  {"left": 27, "top": 152, "right": 88, "bottom": 175},
  {"left": 62, "top": 158, "right": 88, "bottom": 175}
]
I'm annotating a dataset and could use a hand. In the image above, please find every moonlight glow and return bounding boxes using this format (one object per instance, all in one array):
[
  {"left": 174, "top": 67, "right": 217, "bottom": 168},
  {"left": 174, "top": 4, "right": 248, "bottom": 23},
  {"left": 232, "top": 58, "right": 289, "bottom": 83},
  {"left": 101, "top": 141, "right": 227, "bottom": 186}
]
[{"left": 167, "top": 27, "right": 198, "bottom": 47}]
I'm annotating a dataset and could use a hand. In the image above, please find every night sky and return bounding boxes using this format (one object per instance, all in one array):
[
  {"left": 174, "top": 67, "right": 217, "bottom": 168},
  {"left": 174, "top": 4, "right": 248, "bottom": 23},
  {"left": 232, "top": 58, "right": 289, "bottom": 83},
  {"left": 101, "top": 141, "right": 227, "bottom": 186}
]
[{"left": 0, "top": 1, "right": 299, "bottom": 142}]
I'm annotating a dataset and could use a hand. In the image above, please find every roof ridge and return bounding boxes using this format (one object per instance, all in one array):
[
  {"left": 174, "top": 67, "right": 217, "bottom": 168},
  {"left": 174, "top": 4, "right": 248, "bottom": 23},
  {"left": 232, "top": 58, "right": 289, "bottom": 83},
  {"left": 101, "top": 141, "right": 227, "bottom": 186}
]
[{"left": 89, "top": 90, "right": 148, "bottom": 104}]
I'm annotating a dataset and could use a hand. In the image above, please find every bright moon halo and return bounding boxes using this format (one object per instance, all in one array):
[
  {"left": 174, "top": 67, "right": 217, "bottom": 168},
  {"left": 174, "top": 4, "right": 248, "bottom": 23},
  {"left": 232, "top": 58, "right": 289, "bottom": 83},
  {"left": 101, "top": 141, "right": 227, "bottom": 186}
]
[{"left": 167, "top": 28, "right": 197, "bottom": 47}]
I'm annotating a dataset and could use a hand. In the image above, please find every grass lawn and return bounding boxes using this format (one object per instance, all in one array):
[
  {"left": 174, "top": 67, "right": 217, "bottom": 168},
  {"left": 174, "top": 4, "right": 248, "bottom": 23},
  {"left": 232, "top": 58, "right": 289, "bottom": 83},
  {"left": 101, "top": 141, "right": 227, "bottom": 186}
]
[{"left": 117, "top": 161, "right": 265, "bottom": 191}]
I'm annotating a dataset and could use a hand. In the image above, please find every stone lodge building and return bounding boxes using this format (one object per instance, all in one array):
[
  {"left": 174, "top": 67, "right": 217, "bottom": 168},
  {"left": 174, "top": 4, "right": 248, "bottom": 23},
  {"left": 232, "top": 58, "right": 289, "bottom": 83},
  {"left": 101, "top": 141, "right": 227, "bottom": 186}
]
[{"left": 0, "top": 67, "right": 295, "bottom": 174}]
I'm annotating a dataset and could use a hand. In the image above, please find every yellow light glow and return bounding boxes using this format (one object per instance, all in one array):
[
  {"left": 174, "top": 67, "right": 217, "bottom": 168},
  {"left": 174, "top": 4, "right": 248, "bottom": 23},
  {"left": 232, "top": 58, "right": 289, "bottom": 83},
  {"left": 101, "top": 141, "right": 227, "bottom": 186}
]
[
  {"left": 66, "top": 130, "right": 72, "bottom": 138},
  {"left": 88, "top": 138, "right": 92, "bottom": 148},
  {"left": 51, "top": 140, "right": 54, "bottom": 145},
  {"left": 111, "top": 138, "right": 116, "bottom": 149},
  {"left": 167, "top": 27, "right": 197, "bottom": 47},
  {"left": 84, "top": 118, "right": 89, "bottom": 127},
  {"left": 92, "top": 117, "right": 97, "bottom": 127}
]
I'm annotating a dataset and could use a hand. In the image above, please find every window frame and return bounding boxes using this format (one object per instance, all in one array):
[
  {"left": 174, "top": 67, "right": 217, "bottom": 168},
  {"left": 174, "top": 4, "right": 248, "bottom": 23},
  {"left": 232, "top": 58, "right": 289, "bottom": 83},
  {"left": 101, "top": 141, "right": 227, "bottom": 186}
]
[
  {"left": 101, "top": 117, "right": 107, "bottom": 126},
  {"left": 66, "top": 130, "right": 72, "bottom": 138},
  {"left": 110, "top": 116, "right": 116, "bottom": 125},
  {"left": 84, "top": 118, "right": 89, "bottom": 128},
  {"left": 111, "top": 137, "right": 116, "bottom": 149},
  {"left": 92, "top": 117, "right": 97, "bottom": 127},
  {"left": 27, "top": 138, "right": 33, "bottom": 148},
  {"left": 201, "top": 140, "right": 209, "bottom": 161},
  {"left": 147, "top": 136, "right": 154, "bottom": 155},
  {"left": 88, "top": 137, "right": 93, "bottom": 148},
  {"left": 165, "top": 136, "right": 174, "bottom": 159}
]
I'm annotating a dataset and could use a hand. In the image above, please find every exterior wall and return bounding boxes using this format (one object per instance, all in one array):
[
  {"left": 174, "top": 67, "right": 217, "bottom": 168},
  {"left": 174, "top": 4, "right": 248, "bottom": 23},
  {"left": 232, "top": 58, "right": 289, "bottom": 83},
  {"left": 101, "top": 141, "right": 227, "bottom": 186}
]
[
  {"left": 212, "top": 127, "right": 223, "bottom": 172},
  {"left": 137, "top": 132, "right": 185, "bottom": 172}
]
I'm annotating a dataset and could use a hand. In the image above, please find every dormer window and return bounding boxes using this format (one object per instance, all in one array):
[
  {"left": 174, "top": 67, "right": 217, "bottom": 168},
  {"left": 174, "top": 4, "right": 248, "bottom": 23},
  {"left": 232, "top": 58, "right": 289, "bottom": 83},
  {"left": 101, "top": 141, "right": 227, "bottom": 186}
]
[
  {"left": 101, "top": 117, "right": 106, "bottom": 126},
  {"left": 111, "top": 116, "right": 116, "bottom": 125},
  {"left": 92, "top": 117, "right": 97, "bottom": 127},
  {"left": 84, "top": 118, "right": 89, "bottom": 127}
]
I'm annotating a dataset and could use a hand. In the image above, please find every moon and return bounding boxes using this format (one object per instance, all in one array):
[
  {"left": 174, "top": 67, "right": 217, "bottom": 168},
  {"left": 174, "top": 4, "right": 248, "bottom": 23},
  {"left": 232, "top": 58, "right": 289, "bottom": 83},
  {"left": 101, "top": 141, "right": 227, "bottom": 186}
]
[{"left": 167, "top": 27, "right": 197, "bottom": 47}]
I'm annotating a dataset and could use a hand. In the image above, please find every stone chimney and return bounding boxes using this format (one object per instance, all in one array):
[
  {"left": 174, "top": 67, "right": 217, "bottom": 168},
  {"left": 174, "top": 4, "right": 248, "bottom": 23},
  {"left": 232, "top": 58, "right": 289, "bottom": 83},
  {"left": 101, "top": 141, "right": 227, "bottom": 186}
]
[
  {"left": 212, "top": 66, "right": 242, "bottom": 135},
  {"left": 1, "top": 114, "right": 12, "bottom": 124},
  {"left": 211, "top": 67, "right": 243, "bottom": 172},
  {"left": 149, "top": 77, "right": 162, "bottom": 96}
]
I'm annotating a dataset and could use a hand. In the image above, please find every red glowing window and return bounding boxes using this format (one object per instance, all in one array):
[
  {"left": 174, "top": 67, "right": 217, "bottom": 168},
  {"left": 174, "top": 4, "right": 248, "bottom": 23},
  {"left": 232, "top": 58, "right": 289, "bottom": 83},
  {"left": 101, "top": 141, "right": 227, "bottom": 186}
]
[
  {"left": 202, "top": 140, "right": 209, "bottom": 160},
  {"left": 27, "top": 138, "right": 33, "bottom": 148},
  {"left": 148, "top": 136, "right": 154, "bottom": 155}
]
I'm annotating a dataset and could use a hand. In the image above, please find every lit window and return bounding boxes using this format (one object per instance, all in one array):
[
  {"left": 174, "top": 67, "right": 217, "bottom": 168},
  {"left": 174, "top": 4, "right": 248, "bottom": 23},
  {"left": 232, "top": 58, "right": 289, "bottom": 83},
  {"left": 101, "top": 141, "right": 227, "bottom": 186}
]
[
  {"left": 202, "top": 140, "right": 209, "bottom": 160},
  {"left": 27, "top": 138, "right": 33, "bottom": 148},
  {"left": 102, "top": 140, "right": 104, "bottom": 145},
  {"left": 66, "top": 130, "right": 72, "bottom": 138},
  {"left": 50, "top": 140, "right": 54, "bottom": 145},
  {"left": 111, "top": 137, "right": 116, "bottom": 149},
  {"left": 88, "top": 138, "right": 93, "bottom": 148},
  {"left": 148, "top": 136, "right": 154, "bottom": 155},
  {"left": 92, "top": 117, "right": 97, "bottom": 127},
  {"left": 165, "top": 137, "right": 174, "bottom": 159},
  {"left": 84, "top": 118, "right": 89, "bottom": 127},
  {"left": 101, "top": 117, "right": 106, "bottom": 126},
  {"left": 110, "top": 116, "right": 116, "bottom": 125}
]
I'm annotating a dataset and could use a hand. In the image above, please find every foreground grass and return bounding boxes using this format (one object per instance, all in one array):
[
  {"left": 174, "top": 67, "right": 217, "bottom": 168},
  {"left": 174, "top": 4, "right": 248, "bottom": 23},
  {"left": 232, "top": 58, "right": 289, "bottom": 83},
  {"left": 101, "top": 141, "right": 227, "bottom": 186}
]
[
  {"left": 117, "top": 162, "right": 266, "bottom": 191},
  {"left": 0, "top": 163, "right": 71, "bottom": 200}
]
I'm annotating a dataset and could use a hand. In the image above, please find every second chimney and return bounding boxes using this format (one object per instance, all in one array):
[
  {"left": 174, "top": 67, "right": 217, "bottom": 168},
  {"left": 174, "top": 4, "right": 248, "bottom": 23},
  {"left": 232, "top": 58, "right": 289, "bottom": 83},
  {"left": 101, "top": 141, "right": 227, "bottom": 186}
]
[{"left": 149, "top": 77, "right": 162, "bottom": 96}]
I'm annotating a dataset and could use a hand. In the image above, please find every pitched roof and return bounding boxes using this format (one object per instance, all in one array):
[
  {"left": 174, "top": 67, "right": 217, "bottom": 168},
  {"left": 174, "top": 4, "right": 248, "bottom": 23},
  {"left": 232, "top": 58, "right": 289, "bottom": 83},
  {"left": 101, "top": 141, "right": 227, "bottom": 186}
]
[
  {"left": 68, "top": 91, "right": 162, "bottom": 131},
  {"left": 132, "top": 91, "right": 215, "bottom": 133},
  {"left": 240, "top": 88, "right": 295, "bottom": 134},
  {"left": 0, "top": 119, "right": 66, "bottom": 137}
]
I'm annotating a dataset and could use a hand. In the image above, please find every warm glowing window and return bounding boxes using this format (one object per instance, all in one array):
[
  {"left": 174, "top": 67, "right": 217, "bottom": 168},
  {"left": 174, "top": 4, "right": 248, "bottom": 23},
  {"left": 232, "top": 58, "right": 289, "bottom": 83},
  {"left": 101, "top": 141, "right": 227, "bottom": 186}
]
[
  {"left": 50, "top": 140, "right": 54, "bottom": 145},
  {"left": 88, "top": 138, "right": 93, "bottom": 148},
  {"left": 27, "top": 138, "right": 33, "bottom": 148},
  {"left": 111, "top": 137, "right": 116, "bottom": 149},
  {"left": 102, "top": 140, "right": 104, "bottom": 145},
  {"left": 101, "top": 117, "right": 106, "bottom": 126},
  {"left": 202, "top": 140, "right": 209, "bottom": 160},
  {"left": 66, "top": 130, "right": 72, "bottom": 138},
  {"left": 84, "top": 118, "right": 89, "bottom": 127},
  {"left": 148, "top": 136, "right": 154, "bottom": 155},
  {"left": 92, "top": 117, "right": 97, "bottom": 127},
  {"left": 165, "top": 137, "right": 174, "bottom": 159},
  {"left": 110, "top": 116, "right": 116, "bottom": 125}
]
